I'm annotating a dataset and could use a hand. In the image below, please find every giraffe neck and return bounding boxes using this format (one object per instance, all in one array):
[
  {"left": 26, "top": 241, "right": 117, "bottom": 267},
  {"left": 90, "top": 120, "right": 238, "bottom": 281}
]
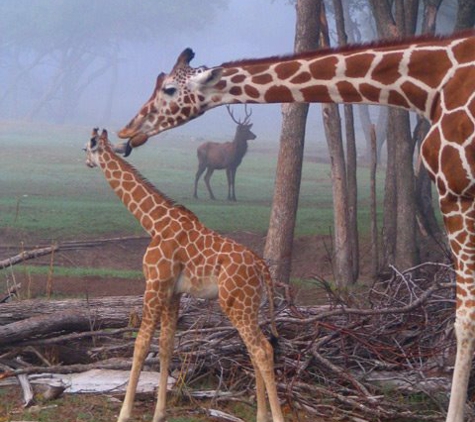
[
  {"left": 208, "top": 35, "right": 469, "bottom": 121},
  {"left": 97, "top": 141, "right": 191, "bottom": 236}
]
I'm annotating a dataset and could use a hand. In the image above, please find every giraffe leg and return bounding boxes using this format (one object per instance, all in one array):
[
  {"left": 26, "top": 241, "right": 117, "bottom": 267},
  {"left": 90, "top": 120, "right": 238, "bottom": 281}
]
[
  {"left": 446, "top": 304, "right": 475, "bottom": 422},
  {"left": 439, "top": 196, "right": 475, "bottom": 422},
  {"left": 220, "top": 293, "right": 283, "bottom": 422},
  {"left": 153, "top": 295, "right": 180, "bottom": 422},
  {"left": 117, "top": 298, "right": 159, "bottom": 422},
  {"left": 250, "top": 356, "right": 269, "bottom": 422}
]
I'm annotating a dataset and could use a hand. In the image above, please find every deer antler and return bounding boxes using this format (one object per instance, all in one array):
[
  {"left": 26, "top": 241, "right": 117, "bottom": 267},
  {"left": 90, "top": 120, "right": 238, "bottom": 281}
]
[
  {"left": 226, "top": 105, "right": 252, "bottom": 125},
  {"left": 243, "top": 104, "right": 252, "bottom": 125},
  {"left": 226, "top": 105, "right": 241, "bottom": 125}
]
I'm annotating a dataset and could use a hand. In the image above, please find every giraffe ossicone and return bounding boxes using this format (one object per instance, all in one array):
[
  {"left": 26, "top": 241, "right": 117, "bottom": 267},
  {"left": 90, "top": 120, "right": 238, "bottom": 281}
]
[
  {"left": 116, "top": 30, "right": 475, "bottom": 422},
  {"left": 84, "top": 128, "right": 284, "bottom": 422}
]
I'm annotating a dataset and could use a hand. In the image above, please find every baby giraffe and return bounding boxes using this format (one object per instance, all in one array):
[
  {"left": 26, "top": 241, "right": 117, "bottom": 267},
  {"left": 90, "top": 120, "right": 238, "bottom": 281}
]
[{"left": 84, "top": 128, "right": 284, "bottom": 422}]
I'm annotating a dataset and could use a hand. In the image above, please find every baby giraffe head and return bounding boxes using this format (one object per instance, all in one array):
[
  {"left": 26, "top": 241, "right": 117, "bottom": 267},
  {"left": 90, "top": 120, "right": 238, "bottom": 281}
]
[{"left": 84, "top": 128, "right": 109, "bottom": 168}]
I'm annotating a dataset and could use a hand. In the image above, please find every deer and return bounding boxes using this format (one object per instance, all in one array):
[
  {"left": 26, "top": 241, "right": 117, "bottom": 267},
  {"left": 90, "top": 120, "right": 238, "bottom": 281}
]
[{"left": 193, "top": 105, "right": 256, "bottom": 201}]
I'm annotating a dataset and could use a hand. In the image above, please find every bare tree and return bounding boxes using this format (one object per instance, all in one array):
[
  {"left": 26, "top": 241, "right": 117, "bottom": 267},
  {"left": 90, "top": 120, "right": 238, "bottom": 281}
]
[
  {"left": 370, "top": 0, "right": 420, "bottom": 271},
  {"left": 415, "top": 0, "right": 444, "bottom": 242},
  {"left": 194, "top": 105, "right": 256, "bottom": 201},
  {"left": 263, "top": 0, "right": 320, "bottom": 284},
  {"left": 333, "top": 0, "right": 360, "bottom": 282},
  {"left": 319, "top": 3, "right": 355, "bottom": 288},
  {"left": 454, "top": 0, "right": 475, "bottom": 30}
]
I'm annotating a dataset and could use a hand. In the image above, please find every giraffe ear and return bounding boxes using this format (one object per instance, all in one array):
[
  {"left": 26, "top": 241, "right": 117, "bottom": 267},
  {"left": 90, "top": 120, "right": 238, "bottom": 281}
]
[{"left": 190, "top": 67, "right": 223, "bottom": 88}]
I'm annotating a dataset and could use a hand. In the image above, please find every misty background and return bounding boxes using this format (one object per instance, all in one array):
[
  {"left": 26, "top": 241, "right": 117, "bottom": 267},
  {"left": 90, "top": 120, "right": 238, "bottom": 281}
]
[{"left": 0, "top": 0, "right": 459, "bottom": 145}]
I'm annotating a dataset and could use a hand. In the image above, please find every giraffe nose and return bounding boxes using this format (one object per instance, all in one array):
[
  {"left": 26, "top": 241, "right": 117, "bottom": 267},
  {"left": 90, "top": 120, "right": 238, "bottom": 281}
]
[{"left": 117, "top": 126, "right": 136, "bottom": 139}]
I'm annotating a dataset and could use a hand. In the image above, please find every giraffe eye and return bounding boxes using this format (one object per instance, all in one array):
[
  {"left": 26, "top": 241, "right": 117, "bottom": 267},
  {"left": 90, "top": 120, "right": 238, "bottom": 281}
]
[{"left": 163, "top": 86, "right": 177, "bottom": 96}]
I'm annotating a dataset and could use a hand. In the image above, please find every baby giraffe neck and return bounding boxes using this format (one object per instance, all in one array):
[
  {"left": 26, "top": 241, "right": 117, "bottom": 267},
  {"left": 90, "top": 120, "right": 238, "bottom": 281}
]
[{"left": 98, "top": 144, "right": 167, "bottom": 236}]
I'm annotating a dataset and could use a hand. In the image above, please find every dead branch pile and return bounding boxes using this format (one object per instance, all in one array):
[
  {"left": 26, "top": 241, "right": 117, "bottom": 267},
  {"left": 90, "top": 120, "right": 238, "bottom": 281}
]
[{"left": 0, "top": 262, "right": 470, "bottom": 421}]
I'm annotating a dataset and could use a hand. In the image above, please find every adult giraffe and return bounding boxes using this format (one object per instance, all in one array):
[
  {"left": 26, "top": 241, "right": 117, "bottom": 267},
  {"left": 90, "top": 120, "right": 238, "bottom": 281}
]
[
  {"left": 118, "top": 31, "right": 475, "bottom": 422},
  {"left": 85, "top": 128, "right": 283, "bottom": 422}
]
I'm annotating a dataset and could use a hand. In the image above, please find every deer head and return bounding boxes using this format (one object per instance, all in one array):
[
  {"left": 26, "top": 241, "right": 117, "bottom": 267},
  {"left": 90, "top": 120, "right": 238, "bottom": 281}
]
[{"left": 226, "top": 105, "right": 256, "bottom": 141}]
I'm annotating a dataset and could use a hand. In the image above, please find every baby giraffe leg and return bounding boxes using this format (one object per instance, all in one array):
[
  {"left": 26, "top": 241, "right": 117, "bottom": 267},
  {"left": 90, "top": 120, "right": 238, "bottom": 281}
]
[
  {"left": 221, "top": 300, "right": 283, "bottom": 422},
  {"left": 153, "top": 296, "right": 181, "bottom": 422},
  {"left": 118, "top": 299, "right": 159, "bottom": 422},
  {"left": 250, "top": 356, "right": 269, "bottom": 422}
]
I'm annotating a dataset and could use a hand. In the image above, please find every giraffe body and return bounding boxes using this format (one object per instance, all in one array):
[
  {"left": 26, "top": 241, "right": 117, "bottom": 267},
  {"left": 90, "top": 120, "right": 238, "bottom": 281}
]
[
  {"left": 116, "top": 30, "right": 475, "bottom": 422},
  {"left": 85, "top": 129, "right": 283, "bottom": 422}
]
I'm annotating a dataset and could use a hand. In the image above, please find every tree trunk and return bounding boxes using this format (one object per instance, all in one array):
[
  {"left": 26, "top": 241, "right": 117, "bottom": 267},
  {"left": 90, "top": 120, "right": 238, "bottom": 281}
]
[
  {"left": 320, "top": 3, "right": 354, "bottom": 288},
  {"left": 263, "top": 0, "right": 320, "bottom": 284},
  {"left": 454, "top": 0, "right": 475, "bottom": 30},
  {"left": 333, "top": 0, "right": 359, "bottom": 281},
  {"left": 370, "top": 0, "right": 420, "bottom": 270},
  {"left": 393, "top": 109, "right": 419, "bottom": 269},
  {"left": 415, "top": 0, "right": 443, "bottom": 241}
]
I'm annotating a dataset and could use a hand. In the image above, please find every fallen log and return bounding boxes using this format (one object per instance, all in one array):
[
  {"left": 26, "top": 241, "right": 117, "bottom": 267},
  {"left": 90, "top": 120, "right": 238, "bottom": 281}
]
[
  {"left": 0, "top": 296, "right": 233, "bottom": 347},
  {"left": 0, "top": 245, "right": 59, "bottom": 270},
  {"left": 0, "top": 296, "right": 143, "bottom": 326}
]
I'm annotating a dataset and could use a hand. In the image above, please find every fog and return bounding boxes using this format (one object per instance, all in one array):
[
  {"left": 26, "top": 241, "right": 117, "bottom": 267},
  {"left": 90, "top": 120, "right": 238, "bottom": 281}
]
[
  {"left": 1, "top": 0, "right": 459, "bottom": 144},
  {"left": 1, "top": 1, "right": 303, "bottom": 143},
  {"left": 109, "top": 1, "right": 298, "bottom": 141}
]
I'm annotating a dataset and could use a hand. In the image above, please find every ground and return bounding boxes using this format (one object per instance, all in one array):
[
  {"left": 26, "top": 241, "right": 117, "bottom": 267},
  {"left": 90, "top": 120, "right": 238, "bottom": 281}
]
[
  {"left": 1, "top": 230, "right": 340, "bottom": 301},
  {"left": 1, "top": 230, "right": 335, "bottom": 422},
  {"left": 0, "top": 230, "right": 447, "bottom": 422}
]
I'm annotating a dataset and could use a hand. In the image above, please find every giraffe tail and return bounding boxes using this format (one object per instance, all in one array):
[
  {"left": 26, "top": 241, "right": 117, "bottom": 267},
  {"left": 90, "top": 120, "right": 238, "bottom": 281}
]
[{"left": 261, "top": 262, "right": 279, "bottom": 341}]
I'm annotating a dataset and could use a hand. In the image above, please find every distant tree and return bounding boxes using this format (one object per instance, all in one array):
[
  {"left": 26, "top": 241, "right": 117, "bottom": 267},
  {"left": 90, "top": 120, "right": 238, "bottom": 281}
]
[
  {"left": 319, "top": 2, "right": 355, "bottom": 288},
  {"left": 333, "top": 0, "right": 360, "bottom": 282},
  {"left": 0, "top": 0, "right": 228, "bottom": 122},
  {"left": 454, "top": 0, "right": 475, "bottom": 29},
  {"left": 263, "top": 0, "right": 320, "bottom": 284},
  {"left": 370, "top": 0, "right": 420, "bottom": 271}
]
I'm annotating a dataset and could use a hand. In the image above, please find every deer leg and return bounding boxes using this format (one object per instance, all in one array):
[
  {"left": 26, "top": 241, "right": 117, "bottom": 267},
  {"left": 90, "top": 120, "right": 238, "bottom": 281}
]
[
  {"left": 153, "top": 295, "right": 180, "bottom": 422},
  {"left": 230, "top": 168, "right": 237, "bottom": 201},
  {"left": 226, "top": 168, "right": 233, "bottom": 201},
  {"left": 194, "top": 164, "right": 206, "bottom": 199},
  {"left": 117, "top": 293, "right": 160, "bottom": 422},
  {"left": 204, "top": 168, "right": 216, "bottom": 200}
]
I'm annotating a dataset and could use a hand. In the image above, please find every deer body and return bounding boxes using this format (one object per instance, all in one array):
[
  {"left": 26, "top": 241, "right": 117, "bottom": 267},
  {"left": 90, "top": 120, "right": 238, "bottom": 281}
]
[{"left": 194, "top": 106, "right": 256, "bottom": 201}]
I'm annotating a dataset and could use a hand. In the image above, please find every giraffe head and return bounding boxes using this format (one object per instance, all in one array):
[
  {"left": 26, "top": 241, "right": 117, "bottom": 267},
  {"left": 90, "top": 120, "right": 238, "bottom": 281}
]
[
  {"left": 85, "top": 128, "right": 128, "bottom": 167},
  {"left": 117, "top": 48, "right": 223, "bottom": 155},
  {"left": 85, "top": 128, "right": 104, "bottom": 168}
]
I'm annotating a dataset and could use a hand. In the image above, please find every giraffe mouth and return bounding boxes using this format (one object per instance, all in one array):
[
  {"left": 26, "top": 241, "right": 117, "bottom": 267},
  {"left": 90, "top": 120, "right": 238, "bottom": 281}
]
[{"left": 118, "top": 133, "right": 149, "bottom": 157}]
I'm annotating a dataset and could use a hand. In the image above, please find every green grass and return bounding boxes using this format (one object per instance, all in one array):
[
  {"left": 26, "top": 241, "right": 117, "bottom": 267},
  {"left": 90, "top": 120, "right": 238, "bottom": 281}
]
[
  {"left": 9, "top": 264, "right": 142, "bottom": 279},
  {"left": 0, "top": 121, "right": 388, "bottom": 241}
]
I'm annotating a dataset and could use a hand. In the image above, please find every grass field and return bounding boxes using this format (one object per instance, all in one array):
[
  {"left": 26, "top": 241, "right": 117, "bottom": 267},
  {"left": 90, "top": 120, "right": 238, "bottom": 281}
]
[{"left": 0, "top": 121, "right": 385, "bottom": 242}]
